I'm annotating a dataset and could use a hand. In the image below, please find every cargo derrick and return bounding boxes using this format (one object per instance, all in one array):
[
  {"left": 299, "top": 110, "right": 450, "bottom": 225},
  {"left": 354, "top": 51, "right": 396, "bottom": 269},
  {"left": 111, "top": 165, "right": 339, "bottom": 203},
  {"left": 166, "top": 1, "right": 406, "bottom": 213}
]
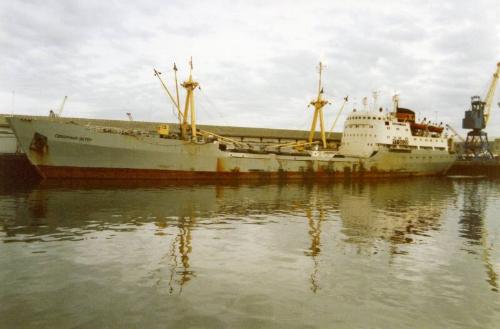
[
  {"left": 462, "top": 62, "right": 500, "bottom": 160},
  {"left": 308, "top": 62, "right": 330, "bottom": 149},
  {"left": 154, "top": 60, "right": 199, "bottom": 140},
  {"left": 154, "top": 60, "right": 339, "bottom": 154}
]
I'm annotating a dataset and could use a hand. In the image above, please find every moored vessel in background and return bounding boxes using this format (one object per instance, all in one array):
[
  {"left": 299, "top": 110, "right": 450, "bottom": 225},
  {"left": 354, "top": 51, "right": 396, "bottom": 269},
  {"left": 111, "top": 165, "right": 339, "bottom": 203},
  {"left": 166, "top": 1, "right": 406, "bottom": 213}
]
[
  {"left": 0, "top": 116, "right": 18, "bottom": 155},
  {"left": 0, "top": 115, "right": 35, "bottom": 179}
]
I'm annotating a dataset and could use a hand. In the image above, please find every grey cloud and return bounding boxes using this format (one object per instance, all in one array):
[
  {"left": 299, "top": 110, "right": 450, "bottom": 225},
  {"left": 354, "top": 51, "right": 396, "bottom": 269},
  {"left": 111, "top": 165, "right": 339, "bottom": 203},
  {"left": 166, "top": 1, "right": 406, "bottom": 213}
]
[{"left": 1, "top": 0, "right": 499, "bottom": 135}]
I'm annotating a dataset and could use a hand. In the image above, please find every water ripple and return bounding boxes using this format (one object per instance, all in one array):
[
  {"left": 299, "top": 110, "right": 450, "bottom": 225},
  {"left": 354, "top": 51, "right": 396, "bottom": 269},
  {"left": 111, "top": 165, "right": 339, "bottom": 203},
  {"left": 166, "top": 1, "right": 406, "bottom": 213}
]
[{"left": 1, "top": 178, "right": 500, "bottom": 328}]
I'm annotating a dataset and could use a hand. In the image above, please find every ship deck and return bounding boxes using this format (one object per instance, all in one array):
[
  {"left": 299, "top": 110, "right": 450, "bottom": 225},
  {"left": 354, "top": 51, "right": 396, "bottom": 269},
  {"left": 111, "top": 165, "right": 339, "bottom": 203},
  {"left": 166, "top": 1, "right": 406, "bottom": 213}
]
[{"left": 0, "top": 114, "right": 342, "bottom": 145}]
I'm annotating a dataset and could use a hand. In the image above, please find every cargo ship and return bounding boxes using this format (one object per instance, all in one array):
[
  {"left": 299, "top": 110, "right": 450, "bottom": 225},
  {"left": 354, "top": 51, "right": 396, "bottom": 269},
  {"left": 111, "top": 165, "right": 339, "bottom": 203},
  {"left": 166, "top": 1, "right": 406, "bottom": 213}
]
[{"left": 7, "top": 62, "right": 456, "bottom": 180}]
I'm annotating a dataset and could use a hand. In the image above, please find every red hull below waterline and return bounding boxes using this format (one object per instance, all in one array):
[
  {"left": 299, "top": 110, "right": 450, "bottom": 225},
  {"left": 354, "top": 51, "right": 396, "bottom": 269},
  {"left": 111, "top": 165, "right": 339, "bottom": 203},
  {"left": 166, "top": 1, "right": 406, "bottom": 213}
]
[{"left": 35, "top": 165, "right": 442, "bottom": 181}]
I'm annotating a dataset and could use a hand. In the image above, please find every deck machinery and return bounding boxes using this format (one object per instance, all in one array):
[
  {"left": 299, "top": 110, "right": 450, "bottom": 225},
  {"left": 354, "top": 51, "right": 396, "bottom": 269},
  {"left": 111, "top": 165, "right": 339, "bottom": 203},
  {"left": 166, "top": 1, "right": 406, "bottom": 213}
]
[{"left": 462, "top": 62, "right": 500, "bottom": 159}]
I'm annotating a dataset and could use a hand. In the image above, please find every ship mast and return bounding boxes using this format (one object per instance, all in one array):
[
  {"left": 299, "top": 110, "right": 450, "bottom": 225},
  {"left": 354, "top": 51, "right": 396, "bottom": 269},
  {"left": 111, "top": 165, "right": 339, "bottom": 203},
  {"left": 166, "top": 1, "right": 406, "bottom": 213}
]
[
  {"left": 181, "top": 57, "right": 199, "bottom": 139},
  {"left": 154, "top": 59, "right": 200, "bottom": 140},
  {"left": 308, "top": 62, "right": 329, "bottom": 148},
  {"left": 154, "top": 67, "right": 183, "bottom": 130}
]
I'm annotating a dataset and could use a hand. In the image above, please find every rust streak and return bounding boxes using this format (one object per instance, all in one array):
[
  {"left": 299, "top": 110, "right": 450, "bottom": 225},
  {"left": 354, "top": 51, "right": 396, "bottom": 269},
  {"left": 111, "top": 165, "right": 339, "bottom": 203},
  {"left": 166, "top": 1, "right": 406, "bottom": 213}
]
[{"left": 216, "top": 158, "right": 224, "bottom": 172}]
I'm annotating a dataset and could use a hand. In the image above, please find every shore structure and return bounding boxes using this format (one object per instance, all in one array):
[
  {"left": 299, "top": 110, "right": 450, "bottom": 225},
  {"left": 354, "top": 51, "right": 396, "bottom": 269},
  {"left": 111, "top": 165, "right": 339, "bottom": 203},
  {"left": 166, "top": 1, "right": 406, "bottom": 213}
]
[
  {"left": 7, "top": 61, "right": 456, "bottom": 180},
  {"left": 0, "top": 116, "right": 35, "bottom": 178},
  {"left": 0, "top": 116, "right": 18, "bottom": 154},
  {"left": 447, "top": 158, "right": 500, "bottom": 177},
  {"left": 445, "top": 62, "right": 500, "bottom": 177}
]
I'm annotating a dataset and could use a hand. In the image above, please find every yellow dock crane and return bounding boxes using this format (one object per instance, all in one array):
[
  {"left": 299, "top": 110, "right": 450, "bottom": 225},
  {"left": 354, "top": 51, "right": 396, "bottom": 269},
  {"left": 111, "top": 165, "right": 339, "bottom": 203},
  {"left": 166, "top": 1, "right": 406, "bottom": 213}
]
[{"left": 462, "top": 62, "right": 500, "bottom": 159}]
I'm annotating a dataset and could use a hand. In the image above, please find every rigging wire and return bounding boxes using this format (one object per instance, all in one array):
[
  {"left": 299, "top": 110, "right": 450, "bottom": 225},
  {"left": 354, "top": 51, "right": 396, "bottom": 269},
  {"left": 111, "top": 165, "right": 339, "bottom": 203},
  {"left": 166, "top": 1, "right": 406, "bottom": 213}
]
[{"left": 197, "top": 89, "right": 231, "bottom": 126}]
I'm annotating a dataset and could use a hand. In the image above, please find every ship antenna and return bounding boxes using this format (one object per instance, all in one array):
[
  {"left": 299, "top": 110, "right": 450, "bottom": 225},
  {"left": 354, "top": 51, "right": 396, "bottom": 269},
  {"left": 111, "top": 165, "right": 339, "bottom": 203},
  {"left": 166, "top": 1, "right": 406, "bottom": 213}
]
[
  {"left": 392, "top": 94, "right": 399, "bottom": 113},
  {"left": 317, "top": 61, "right": 323, "bottom": 95},
  {"left": 308, "top": 62, "right": 329, "bottom": 149},
  {"left": 11, "top": 90, "right": 15, "bottom": 115},
  {"left": 372, "top": 91, "right": 378, "bottom": 111},
  {"left": 189, "top": 56, "right": 193, "bottom": 78},
  {"left": 362, "top": 96, "right": 368, "bottom": 111}
]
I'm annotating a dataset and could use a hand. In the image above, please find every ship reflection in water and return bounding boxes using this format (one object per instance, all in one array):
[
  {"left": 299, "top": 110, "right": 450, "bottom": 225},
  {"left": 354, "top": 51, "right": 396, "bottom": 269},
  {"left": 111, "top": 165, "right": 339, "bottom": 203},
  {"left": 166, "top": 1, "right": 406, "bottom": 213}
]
[{"left": 1, "top": 177, "right": 500, "bottom": 328}]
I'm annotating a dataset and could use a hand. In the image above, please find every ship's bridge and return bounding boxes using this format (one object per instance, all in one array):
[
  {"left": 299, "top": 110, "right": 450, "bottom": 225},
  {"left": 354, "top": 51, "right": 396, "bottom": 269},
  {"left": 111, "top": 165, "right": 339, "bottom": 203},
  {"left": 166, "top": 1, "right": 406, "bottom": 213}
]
[{"left": 340, "top": 110, "right": 396, "bottom": 157}]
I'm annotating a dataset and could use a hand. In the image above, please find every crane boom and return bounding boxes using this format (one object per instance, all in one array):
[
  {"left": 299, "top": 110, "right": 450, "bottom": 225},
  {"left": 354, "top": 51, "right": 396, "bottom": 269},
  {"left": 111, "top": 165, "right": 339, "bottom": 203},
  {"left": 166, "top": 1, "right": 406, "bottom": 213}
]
[
  {"left": 327, "top": 96, "right": 348, "bottom": 138},
  {"left": 484, "top": 62, "right": 500, "bottom": 124},
  {"left": 57, "top": 96, "right": 68, "bottom": 117},
  {"left": 445, "top": 124, "right": 464, "bottom": 142}
]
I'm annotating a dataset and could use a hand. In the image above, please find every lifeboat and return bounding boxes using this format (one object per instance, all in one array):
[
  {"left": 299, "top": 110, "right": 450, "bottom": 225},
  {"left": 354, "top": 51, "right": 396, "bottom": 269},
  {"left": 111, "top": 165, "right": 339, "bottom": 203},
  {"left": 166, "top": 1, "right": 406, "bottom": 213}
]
[
  {"left": 396, "top": 106, "right": 444, "bottom": 134},
  {"left": 428, "top": 125, "right": 444, "bottom": 133},
  {"left": 410, "top": 122, "right": 426, "bottom": 130},
  {"left": 396, "top": 107, "right": 416, "bottom": 122},
  {"left": 410, "top": 122, "right": 444, "bottom": 133}
]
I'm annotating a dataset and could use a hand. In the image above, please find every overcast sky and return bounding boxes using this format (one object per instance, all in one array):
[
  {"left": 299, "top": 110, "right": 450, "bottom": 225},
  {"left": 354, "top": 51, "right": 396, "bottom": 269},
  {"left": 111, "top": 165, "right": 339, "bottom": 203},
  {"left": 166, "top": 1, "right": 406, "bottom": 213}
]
[{"left": 1, "top": 0, "right": 499, "bottom": 136}]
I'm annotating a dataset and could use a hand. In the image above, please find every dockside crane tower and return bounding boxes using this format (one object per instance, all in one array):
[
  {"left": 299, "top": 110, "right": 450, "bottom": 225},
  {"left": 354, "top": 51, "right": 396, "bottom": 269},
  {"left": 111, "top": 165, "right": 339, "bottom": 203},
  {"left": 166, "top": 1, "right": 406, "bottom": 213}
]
[{"left": 462, "top": 62, "right": 500, "bottom": 159}]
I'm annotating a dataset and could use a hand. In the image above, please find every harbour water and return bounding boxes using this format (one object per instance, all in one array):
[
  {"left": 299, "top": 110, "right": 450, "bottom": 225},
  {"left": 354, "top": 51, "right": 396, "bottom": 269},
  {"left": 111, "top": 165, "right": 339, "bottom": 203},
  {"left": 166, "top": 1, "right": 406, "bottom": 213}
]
[{"left": 1, "top": 177, "right": 500, "bottom": 328}]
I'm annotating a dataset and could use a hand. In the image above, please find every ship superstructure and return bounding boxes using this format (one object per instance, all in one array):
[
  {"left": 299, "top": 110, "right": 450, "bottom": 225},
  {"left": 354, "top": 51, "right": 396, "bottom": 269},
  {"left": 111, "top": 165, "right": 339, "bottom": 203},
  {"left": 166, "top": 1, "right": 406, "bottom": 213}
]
[{"left": 340, "top": 96, "right": 449, "bottom": 158}]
